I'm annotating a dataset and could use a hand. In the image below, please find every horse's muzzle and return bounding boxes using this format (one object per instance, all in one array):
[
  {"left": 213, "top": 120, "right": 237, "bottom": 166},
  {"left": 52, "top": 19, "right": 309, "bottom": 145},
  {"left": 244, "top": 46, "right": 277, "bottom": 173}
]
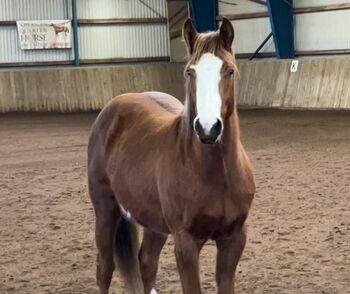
[{"left": 194, "top": 118, "right": 223, "bottom": 144}]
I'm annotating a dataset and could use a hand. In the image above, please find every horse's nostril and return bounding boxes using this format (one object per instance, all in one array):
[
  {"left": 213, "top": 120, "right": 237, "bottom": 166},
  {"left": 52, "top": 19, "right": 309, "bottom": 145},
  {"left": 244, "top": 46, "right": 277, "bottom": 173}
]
[
  {"left": 212, "top": 119, "right": 222, "bottom": 134},
  {"left": 194, "top": 118, "right": 202, "bottom": 133}
]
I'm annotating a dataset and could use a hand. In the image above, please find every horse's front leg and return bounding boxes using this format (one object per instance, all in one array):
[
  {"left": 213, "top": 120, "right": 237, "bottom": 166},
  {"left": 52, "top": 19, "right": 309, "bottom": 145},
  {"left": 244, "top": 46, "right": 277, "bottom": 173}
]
[
  {"left": 174, "top": 231, "right": 204, "bottom": 294},
  {"left": 215, "top": 227, "right": 247, "bottom": 294}
]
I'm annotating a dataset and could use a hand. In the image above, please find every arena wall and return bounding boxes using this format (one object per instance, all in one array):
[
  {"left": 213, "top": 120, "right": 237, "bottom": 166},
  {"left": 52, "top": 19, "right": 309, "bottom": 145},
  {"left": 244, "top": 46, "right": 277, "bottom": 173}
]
[
  {"left": 0, "top": 63, "right": 184, "bottom": 112},
  {"left": 236, "top": 57, "right": 350, "bottom": 109},
  {"left": 1, "top": 57, "right": 350, "bottom": 112}
]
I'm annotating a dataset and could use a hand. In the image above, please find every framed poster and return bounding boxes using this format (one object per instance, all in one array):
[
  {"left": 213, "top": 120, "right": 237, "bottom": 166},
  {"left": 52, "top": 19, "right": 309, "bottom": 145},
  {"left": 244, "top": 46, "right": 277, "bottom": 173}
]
[{"left": 17, "top": 20, "right": 72, "bottom": 49}]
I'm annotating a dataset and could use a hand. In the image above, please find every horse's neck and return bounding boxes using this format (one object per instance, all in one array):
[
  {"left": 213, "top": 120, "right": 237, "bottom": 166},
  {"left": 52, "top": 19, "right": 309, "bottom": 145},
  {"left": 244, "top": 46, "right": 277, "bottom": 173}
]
[
  {"left": 222, "top": 111, "right": 241, "bottom": 161},
  {"left": 179, "top": 97, "right": 195, "bottom": 139},
  {"left": 177, "top": 109, "right": 241, "bottom": 177}
]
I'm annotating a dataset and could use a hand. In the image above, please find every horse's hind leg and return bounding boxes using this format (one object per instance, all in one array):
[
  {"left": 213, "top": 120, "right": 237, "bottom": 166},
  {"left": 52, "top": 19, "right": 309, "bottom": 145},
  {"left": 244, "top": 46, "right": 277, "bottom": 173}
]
[
  {"left": 90, "top": 180, "right": 121, "bottom": 294},
  {"left": 138, "top": 229, "right": 167, "bottom": 293}
]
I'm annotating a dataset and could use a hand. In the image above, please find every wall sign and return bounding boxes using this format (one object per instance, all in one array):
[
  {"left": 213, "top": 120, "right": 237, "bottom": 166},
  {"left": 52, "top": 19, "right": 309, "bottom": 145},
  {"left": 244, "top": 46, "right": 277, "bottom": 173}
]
[
  {"left": 290, "top": 60, "right": 299, "bottom": 73},
  {"left": 16, "top": 20, "right": 72, "bottom": 50}
]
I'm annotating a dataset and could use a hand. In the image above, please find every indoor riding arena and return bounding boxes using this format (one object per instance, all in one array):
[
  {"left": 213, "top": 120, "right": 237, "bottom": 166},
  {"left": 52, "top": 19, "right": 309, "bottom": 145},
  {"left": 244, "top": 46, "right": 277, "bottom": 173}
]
[{"left": 0, "top": 1, "right": 349, "bottom": 294}]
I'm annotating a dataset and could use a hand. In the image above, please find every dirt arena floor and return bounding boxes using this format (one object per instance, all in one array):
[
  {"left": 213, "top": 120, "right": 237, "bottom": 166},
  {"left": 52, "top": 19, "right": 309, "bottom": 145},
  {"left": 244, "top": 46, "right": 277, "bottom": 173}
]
[{"left": 0, "top": 109, "right": 349, "bottom": 294}]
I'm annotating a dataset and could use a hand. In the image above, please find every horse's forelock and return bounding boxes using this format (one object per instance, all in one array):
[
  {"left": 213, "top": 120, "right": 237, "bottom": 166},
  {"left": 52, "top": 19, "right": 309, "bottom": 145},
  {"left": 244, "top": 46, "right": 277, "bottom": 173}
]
[{"left": 186, "top": 31, "right": 235, "bottom": 67}]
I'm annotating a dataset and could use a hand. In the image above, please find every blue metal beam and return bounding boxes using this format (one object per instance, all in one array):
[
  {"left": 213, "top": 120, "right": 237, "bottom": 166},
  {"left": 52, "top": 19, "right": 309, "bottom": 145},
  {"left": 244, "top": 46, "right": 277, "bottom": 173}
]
[
  {"left": 72, "top": 0, "right": 80, "bottom": 66},
  {"left": 189, "top": 0, "right": 218, "bottom": 32},
  {"left": 267, "top": 0, "right": 294, "bottom": 59}
]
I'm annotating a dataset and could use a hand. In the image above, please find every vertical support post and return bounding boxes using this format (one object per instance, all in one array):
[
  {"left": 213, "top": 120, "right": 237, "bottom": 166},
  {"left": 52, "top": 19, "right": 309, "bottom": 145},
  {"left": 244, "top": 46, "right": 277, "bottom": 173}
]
[
  {"left": 72, "top": 0, "right": 80, "bottom": 66},
  {"left": 189, "top": 0, "right": 218, "bottom": 32},
  {"left": 266, "top": 0, "right": 294, "bottom": 59}
]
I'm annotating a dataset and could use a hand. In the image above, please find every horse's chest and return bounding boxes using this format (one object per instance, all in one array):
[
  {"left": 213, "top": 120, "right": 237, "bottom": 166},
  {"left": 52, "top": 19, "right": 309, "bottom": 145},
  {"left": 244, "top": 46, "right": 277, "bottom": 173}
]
[{"left": 187, "top": 196, "right": 244, "bottom": 240}]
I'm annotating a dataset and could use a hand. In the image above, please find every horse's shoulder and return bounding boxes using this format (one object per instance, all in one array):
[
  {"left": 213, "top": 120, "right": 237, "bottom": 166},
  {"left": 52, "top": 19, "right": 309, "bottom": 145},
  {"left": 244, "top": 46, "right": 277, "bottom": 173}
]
[{"left": 236, "top": 144, "right": 256, "bottom": 195}]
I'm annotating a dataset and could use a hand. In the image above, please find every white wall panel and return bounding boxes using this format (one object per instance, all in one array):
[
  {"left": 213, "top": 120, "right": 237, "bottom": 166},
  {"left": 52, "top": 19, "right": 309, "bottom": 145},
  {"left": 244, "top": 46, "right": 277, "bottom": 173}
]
[
  {"left": 219, "top": 0, "right": 348, "bottom": 14},
  {"left": 0, "top": 0, "right": 71, "bottom": 63},
  {"left": 79, "top": 24, "right": 169, "bottom": 59},
  {"left": 76, "top": 0, "right": 169, "bottom": 60},
  {"left": 230, "top": 18, "right": 275, "bottom": 54},
  {"left": 218, "top": 0, "right": 273, "bottom": 54},
  {"left": 294, "top": 0, "right": 348, "bottom": 8},
  {"left": 168, "top": 1, "right": 188, "bottom": 62},
  {"left": 171, "top": 17, "right": 274, "bottom": 61},
  {"left": 0, "top": 0, "right": 69, "bottom": 20},
  {"left": 0, "top": 0, "right": 169, "bottom": 63},
  {"left": 295, "top": 10, "right": 350, "bottom": 51},
  {"left": 0, "top": 26, "right": 72, "bottom": 63},
  {"left": 170, "top": 36, "right": 187, "bottom": 62},
  {"left": 77, "top": 0, "right": 167, "bottom": 19},
  {"left": 218, "top": 0, "right": 267, "bottom": 16}
]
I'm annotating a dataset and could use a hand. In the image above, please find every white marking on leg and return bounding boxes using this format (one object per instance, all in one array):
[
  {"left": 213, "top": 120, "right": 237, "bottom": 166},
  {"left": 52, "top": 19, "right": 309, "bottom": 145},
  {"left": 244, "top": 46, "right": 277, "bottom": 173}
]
[
  {"left": 120, "top": 204, "right": 132, "bottom": 220},
  {"left": 190, "top": 53, "right": 223, "bottom": 135},
  {"left": 150, "top": 288, "right": 157, "bottom": 294}
]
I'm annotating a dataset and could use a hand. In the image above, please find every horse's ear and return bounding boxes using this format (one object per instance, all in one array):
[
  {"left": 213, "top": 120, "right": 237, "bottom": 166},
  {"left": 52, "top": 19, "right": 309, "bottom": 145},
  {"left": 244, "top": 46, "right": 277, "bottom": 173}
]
[
  {"left": 183, "top": 18, "right": 197, "bottom": 55},
  {"left": 219, "top": 17, "right": 234, "bottom": 51}
]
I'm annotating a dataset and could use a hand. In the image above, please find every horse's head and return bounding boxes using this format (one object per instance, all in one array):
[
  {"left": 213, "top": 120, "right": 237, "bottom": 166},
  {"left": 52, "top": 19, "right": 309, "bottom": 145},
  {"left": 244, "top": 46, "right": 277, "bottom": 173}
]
[{"left": 183, "top": 18, "right": 236, "bottom": 144}]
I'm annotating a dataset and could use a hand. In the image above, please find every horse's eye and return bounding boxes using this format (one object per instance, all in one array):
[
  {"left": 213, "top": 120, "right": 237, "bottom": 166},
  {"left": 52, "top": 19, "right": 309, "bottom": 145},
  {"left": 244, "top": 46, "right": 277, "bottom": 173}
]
[
  {"left": 185, "top": 69, "right": 192, "bottom": 77},
  {"left": 227, "top": 68, "right": 234, "bottom": 77}
]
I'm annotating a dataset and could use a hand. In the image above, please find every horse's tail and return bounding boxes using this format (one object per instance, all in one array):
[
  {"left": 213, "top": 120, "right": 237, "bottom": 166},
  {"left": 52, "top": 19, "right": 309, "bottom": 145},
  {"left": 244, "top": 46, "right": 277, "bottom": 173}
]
[{"left": 114, "top": 217, "right": 144, "bottom": 294}]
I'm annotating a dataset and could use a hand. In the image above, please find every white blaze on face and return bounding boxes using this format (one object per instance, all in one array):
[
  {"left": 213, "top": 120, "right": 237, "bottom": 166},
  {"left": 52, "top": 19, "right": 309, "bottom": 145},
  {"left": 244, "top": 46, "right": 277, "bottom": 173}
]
[{"left": 191, "top": 53, "right": 223, "bottom": 135}]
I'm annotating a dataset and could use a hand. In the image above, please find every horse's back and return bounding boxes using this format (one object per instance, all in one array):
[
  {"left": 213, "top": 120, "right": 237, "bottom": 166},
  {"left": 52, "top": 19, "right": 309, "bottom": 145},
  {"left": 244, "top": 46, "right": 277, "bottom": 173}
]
[
  {"left": 88, "top": 90, "right": 182, "bottom": 180},
  {"left": 141, "top": 91, "right": 183, "bottom": 114},
  {"left": 90, "top": 91, "right": 182, "bottom": 141}
]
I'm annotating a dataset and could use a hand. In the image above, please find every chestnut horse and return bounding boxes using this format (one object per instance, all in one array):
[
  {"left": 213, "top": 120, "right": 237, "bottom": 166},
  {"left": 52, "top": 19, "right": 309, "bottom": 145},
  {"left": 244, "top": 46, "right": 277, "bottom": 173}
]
[
  {"left": 50, "top": 23, "right": 69, "bottom": 35},
  {"left": 88, "top": 18, "right": 255, "bottom": 294}
]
